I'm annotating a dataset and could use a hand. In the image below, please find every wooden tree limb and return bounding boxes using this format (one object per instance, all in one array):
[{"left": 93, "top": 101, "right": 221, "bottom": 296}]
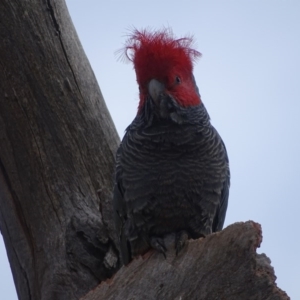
[
  {"left": 0, "top": 1, "right": 291, "bottom": 300},
  {"left": 81, "top": 221, "right": 290, "bottom": 300},
  {"left": 0, "top": 1, "right": 120, "bottom": 299}
]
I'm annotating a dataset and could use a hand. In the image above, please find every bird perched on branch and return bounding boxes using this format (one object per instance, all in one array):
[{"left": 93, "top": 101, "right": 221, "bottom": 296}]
[{"left": 113, "top": 28, "right": 230, "bottom": 265}]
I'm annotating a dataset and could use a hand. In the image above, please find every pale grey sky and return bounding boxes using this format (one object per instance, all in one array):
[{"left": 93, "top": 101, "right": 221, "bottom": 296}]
[{"left": 1, "top": 1, "right": 299, "bottom": 299}]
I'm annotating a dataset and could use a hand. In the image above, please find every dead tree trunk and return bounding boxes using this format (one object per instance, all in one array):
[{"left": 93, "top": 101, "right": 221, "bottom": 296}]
[
  {"left": 81, "top": 222, "right": 290, "bottom": 300},
  {"left": 0, "top": 1, "right": 120, "bottom": 299},
  {"left": 0, "top": 1, "right": 291, "bottom": 300}
]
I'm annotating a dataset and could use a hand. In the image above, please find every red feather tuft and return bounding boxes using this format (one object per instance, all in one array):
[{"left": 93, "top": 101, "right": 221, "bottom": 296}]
[
  {"left": 123, "top": 28, "right": 201, "bottom": 86},
  {"left": 121, "top": 28, "right": 202, "bottom": 110}
]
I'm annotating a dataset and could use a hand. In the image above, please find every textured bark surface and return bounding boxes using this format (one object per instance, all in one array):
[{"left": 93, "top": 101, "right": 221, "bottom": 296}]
[
  {"left": 81, "top": 221, "right": 290, "bottom": 300},
  {"left": 0, "top": 2, "right": 291, "bottom": 300},
  {"left": 0, "top": 1, "right": 120, "bottom": 300}
]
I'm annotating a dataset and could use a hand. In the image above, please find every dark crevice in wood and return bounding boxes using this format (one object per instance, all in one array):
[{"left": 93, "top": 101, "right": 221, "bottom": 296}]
[
  {"left": 0, "top": 161, "right": 33, "bottom": 300},
  {"left": 0, "top": 158, "right": 35, "bottom": 258},
  {"left": 15, "top": 94, "right": 63, "bottom": 227},
  {"left": 46, "top": 0, "right": 83, "bottom": 98}
]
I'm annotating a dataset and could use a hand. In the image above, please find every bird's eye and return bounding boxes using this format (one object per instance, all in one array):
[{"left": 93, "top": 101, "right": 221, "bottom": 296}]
[{"left": 175, "top": 76, "right": 181, "bottom": 84}]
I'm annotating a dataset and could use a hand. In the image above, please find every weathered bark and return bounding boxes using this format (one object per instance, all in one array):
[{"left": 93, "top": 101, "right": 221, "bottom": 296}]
[
  {"left": 0, "top": 1, "right": 120, "bottom": 300},
  {"left": 81, "top": 221, "right": 290, "bottom": 300},
  {"left": 0, "top": 2, "right": 291, "bottom": 300}
]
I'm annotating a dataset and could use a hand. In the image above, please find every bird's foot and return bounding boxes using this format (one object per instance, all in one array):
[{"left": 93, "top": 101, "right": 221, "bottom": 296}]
[
  {"left": 150, "top": 236, "right": 167, "bottom": 258},
  {"left": 175, "top": 230, "right": 189, "bottom": 255}
]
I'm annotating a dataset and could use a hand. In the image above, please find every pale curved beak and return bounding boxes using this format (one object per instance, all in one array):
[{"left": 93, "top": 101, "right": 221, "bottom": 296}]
[{"left": 148, "top": 79, "right": 165, "bottom": 103}]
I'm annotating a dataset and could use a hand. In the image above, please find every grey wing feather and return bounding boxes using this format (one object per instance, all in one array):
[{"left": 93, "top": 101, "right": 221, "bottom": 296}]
[
  {"left": 213, "top": 174, "right": 230, "bottom": 232},
  {"left": 113, "top": 167, "right": 131, "bottom": 265},
  {"left": 213, "top": 140, "right": 230, "bottom": 232}
]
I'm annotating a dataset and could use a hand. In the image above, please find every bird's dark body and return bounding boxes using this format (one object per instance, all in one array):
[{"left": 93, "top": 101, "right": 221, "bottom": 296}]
[{"left": 113, "top": 95, "right": 230, "bottom": 264}]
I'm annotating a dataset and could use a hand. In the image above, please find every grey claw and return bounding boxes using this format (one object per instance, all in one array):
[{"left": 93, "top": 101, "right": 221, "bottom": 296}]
[
  {"left": 175, "top": 230, "right": 189, "bottom": 255},
  {"left": 150, "top": 236, "right": 167, "bottom": 258}
]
